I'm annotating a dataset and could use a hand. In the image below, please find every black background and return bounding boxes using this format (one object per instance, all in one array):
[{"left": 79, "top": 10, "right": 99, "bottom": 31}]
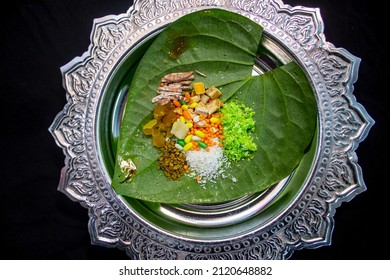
[{"left": 1, "top": 0, "right": 387, "bottom": 260}]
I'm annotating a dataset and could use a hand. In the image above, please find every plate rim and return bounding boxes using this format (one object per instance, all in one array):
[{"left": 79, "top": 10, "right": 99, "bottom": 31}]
[{"left": 49, "top": 0, "right": 374, "bottom": 259}]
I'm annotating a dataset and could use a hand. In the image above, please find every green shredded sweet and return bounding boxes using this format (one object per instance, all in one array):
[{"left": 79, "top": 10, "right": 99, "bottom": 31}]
[{"left": 220, "top": 100, "right": 257, "bottom": 161}]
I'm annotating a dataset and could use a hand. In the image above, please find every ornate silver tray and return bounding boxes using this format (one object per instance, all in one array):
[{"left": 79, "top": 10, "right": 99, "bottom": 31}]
[{"left": 49, "top": 0, "right": 374, "bottom": 259}]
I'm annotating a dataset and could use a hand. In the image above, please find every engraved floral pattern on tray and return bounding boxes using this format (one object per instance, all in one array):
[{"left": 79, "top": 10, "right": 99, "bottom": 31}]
[{"left": 49, "top": 0, "right": 374, "bottom": 259}]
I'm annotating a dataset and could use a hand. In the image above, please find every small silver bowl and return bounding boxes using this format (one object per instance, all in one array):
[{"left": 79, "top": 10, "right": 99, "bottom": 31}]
[{"left": 49, "top": 0, "right": 374, "bottom": 259}]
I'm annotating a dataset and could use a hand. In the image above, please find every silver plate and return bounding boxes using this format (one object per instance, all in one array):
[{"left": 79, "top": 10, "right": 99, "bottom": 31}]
[{"left": 49, "top": 0, "right": 374, "bottom": 259}]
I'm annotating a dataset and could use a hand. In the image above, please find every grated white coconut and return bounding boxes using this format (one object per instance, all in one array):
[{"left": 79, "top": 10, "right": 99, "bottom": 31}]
[{"left": 185, "top": 138, "right": 230, "bottom": 185}]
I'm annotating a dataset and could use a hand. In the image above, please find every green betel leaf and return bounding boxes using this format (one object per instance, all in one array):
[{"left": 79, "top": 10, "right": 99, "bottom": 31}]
[{"left": 111, "top": 9, "right": 317, "bottom": 204}]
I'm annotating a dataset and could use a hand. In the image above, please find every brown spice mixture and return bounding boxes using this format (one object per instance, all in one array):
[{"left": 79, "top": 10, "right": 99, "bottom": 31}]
[{"left": 157, "top": 141, "right": 187, "bottom": 180}]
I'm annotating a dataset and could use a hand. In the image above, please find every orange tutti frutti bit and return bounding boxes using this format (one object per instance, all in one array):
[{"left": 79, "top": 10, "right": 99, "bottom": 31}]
[
  {"left": 184, "top": 92, "right": 191, "bottom": 101},
  {"left": 182, "top": 110, "right": 192, "bottom": 120},
  {"left": 173, "top": 99, "right": 181, "bottom": 107}
]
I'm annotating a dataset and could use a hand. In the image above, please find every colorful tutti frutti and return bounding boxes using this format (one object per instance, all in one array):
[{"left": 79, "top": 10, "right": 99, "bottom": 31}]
[{"left": 143, "top": 71, "right": 256, "bottom": 184}]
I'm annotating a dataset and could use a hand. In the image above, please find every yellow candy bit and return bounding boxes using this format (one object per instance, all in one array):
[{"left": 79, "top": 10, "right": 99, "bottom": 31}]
[
  {"left": 193, "top": 82, "right": 206, "bottom": 94},
  {"left": 210, "top": 117, "right": 220, "bottom": 123},
  {"left": 189, "top": 102, "right": 198, "bottom": 108},
  {"left": 183, "top": 142, "right": 193, "bottom": 151},
  {"left": 179, "top": 116, "right": 186, "bottom": 123},
  {"left": 184, "top": 134, "right": 193, "bottom": 143},
  {"left": 186, "top": 122, "right": 193, "bottom": 129},
  {"left": 195, "top": 130, "right": 205, "bottom": 138},
  {"left": 181, "top": 104, "right": 189, "bottom": 110}
]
